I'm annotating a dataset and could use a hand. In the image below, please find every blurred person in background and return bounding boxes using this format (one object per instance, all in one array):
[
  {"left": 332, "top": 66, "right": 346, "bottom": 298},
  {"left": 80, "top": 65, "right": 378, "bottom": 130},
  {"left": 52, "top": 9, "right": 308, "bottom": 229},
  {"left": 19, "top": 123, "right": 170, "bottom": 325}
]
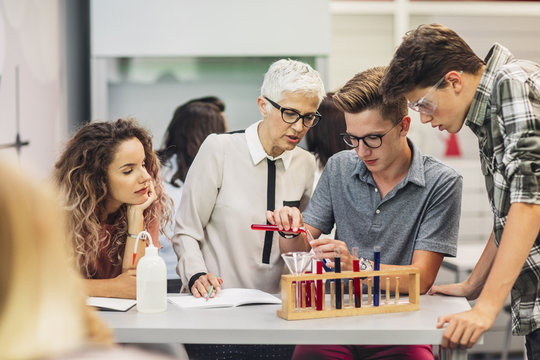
[
  {"left": 157, "top": 100, "right": 227, "bottom": 293},
  {"left": 305, "top": 91, "right": 348, "bottom": 188}
]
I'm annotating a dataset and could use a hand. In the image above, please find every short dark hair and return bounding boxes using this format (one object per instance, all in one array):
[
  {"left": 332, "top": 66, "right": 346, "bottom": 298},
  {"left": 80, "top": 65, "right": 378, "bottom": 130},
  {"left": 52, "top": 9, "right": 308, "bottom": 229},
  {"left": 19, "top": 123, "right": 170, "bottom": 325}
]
[
  {"left": 305, "top": 93, "right": 348, "bottom": 167},
  {"left": 380, "top": 24, "right": 485, "bottom": 101},
  {"left": 333, "top": 66, "right": 407, "bottom": 125}
]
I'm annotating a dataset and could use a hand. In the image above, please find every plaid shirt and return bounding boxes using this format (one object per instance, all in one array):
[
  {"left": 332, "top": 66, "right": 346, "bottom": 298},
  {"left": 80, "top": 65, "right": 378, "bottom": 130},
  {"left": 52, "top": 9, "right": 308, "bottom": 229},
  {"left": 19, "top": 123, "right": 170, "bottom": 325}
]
[{"left": 466, "top": 43, "right": 540, "bottom": 336}]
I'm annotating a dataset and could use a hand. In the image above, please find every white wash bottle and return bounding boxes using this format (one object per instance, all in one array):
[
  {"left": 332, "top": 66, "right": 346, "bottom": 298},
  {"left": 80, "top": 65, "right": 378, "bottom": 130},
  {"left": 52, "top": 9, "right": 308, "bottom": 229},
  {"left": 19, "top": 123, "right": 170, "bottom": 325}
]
[{"left": 136, "top": 231, "right": 167, "bottom": 313}]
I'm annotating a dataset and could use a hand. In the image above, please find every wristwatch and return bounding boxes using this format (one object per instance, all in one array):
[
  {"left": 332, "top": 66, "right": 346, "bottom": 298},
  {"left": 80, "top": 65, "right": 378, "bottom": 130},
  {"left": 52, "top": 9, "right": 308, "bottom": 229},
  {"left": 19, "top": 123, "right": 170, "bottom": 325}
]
[{"left": 358, "top": 257, "right": 373, "bottom": 271}]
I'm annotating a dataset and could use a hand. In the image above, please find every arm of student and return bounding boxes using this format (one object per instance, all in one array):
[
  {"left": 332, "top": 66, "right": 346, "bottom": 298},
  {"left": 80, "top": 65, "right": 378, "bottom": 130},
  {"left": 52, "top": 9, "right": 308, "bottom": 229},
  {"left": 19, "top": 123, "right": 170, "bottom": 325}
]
[
  {"left": 430, "top": 232, "right": 497, "bottom": 300},
  {"left": 391, "top": 249, "right": 444, "bottom": 294},
  {"left": 437, "top": 202, "right": 540, "bottom": 349},
  {"left": 122, "top": 180, "right": 158, "bottom": 271},
  {"left": 172, "top": 135, "right": 224, "bottom": 296},
  {"left": 84, "top": 269, "right": 137, "bottom": 299}
]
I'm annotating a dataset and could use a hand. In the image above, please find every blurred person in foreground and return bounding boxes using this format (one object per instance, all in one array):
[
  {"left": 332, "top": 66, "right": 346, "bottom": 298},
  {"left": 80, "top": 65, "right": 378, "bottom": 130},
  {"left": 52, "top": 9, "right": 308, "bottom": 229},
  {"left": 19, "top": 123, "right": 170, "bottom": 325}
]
[{"left": 0, "top": 158, "right": 171, "bottom": 359}]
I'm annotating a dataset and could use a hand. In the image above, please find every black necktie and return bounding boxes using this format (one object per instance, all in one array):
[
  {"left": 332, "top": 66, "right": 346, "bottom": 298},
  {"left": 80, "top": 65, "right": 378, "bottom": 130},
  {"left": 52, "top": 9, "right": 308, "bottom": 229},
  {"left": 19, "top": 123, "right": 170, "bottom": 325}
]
[{"left": 262, "top": 159, "right": 276, "bottom": 264}]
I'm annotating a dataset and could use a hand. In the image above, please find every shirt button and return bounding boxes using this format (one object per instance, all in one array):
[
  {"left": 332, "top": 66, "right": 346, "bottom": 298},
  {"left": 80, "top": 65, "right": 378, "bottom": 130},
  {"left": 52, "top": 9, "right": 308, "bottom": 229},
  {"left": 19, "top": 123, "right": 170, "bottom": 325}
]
[
  {"left": 375, "top": 189, "right": 378, "bottom": 193},
  {"left": 376, "top": 209, "right": 381, "bottom": 214}
]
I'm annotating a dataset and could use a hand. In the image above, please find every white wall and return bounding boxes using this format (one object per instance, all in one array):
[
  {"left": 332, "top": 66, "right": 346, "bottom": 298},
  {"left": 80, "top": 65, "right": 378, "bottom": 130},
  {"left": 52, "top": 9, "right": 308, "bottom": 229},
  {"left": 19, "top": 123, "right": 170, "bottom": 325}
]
[
  {"left": 0, "top": 0, "right": 65, "bottom": 176},
  {"left": 91, "top": 0, "right": 330, "bottom": 57},
  {"left": 90, "top": 0, "right": 331, "bottom": 142},
  {"left": 329, "top": 10, "right": 540, "bottom": 161}
]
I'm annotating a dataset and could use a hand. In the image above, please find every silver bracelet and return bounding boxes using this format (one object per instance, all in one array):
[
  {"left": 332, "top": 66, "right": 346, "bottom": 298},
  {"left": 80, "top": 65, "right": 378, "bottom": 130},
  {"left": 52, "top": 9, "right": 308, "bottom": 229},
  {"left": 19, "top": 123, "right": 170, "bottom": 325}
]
[
  {"left": 358, "top": 257, "right": 373, "bottom": 271},
  {"left": 128, "top": 232, "right": 147, "bottom": 240}
]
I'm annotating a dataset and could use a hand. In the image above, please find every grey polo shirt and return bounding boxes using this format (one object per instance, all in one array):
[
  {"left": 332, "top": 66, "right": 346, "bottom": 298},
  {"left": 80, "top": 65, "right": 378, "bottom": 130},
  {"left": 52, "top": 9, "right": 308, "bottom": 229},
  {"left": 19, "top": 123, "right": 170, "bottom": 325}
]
[{"left": 303, "top": 140, "right": 462, "bottom": 265}]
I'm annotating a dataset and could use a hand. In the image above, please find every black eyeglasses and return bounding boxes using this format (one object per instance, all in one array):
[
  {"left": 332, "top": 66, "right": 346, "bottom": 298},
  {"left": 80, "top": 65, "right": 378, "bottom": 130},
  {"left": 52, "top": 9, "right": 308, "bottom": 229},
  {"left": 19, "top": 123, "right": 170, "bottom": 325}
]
[
  {"left": 340, "top": 119, "right": 403, "bottom": 149},
  {"left": 264, "top": 96, "right": 322, "bottom": 128}
]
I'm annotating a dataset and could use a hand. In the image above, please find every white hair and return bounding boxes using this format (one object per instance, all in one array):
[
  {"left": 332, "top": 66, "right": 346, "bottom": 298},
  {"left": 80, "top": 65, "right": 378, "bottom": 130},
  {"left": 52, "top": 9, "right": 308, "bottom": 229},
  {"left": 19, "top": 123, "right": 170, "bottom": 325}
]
[{"left": 260, "top": 59, "right": 326, "bottom": 111}]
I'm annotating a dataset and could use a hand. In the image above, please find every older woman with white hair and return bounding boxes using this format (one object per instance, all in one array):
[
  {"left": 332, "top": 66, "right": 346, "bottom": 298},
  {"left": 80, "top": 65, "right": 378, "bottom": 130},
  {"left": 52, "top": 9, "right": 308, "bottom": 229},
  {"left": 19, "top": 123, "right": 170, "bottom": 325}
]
[{"left": 173, "top": 59, "right": 325, "bottom": 360}]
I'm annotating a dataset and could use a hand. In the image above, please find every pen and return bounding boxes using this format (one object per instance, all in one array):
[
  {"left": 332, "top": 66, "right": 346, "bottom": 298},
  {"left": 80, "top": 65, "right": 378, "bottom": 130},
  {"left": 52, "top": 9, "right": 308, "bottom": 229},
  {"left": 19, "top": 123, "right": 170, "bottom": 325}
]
[{"left": 206, "top": 284, "right": 214, "bottom": 301}]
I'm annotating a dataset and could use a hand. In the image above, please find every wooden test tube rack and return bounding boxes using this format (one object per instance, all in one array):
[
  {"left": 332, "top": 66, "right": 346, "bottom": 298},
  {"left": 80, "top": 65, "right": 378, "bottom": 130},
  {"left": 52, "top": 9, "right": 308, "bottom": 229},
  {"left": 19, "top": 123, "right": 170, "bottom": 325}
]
[{"left": 277, "top": 267, "right": 420, "bottom": 320}]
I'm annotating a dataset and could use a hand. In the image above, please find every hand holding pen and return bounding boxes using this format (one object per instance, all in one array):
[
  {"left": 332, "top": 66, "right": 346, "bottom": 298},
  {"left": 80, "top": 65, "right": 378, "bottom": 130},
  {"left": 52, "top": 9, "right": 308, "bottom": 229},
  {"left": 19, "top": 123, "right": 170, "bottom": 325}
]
[{"left": 191, "top": 272, "right": 223, "bottom": 299}]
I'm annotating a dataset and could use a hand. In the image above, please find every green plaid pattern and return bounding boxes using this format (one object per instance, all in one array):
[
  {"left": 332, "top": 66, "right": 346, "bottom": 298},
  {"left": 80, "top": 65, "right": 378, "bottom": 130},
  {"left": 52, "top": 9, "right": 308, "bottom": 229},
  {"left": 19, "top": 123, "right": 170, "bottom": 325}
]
[{"left": 466, "top": 43, "right": 540, "bottom": 336}]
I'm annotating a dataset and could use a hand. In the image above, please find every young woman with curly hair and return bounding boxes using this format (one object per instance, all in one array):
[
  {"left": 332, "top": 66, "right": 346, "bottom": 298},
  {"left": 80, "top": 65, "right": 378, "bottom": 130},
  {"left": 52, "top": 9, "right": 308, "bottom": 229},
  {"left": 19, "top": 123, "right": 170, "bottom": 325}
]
[{"left": 54, "top": 118, "right": 171, "bottom": 299}]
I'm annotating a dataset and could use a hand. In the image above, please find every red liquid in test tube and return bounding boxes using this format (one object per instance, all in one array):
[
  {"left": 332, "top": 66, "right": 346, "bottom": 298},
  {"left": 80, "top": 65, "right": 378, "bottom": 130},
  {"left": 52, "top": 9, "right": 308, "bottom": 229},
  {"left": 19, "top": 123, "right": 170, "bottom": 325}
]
[
  {"left": 250, "top": 224, "right": 306, "bottom": 234},
  {"left": 352, "top": 247, "right": 361, "bottom": 308},
  {"left": 316, "top": 260, "right": 323, "bottom": 311},
  {"left": 305, "top": 271, "right": 312, "bottom": 307}
]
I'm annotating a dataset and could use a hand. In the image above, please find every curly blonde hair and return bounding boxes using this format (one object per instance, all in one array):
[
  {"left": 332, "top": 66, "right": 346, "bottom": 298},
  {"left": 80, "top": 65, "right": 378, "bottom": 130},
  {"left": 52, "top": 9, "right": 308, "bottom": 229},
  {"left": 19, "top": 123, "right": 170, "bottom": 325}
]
[{"left": 54, "top": 118, "right": 171, "bottom": 278}]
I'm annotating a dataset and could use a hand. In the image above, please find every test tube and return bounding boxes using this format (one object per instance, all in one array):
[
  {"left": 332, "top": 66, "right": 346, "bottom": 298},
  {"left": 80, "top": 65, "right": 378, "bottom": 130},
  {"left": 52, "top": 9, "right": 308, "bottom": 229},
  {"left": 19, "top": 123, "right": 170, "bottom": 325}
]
[
  {"left": 315, "top": 249, "right": 323, "bottom": 311},
  {"left": 301, "top": 283, "right": 306, "bottom": 308},
  {"left": 352, "top": 247, "right": 361, "bottom": 308},
  {"left": 348, "top": 279, "right": 353, "bottom": 307},
  {"left": 334, "top": 247, "right": 342, "bottom": 309},
  {"left": 386, "top": 277, "right": 390, "bottom": 304},
  {"left": 305, "top": 271, "right": 312, "bottom": 308},
  {"left": 311, "top": 282, "right": 316, "bottom": 309},
  {"left": 373, "top": 245, "right": 381, "bottom": 307}
]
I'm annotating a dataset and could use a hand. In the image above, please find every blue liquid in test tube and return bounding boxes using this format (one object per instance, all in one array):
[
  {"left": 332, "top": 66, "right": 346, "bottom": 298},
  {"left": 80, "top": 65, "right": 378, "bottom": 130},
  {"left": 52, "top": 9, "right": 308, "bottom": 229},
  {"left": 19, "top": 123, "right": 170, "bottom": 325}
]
[{"left": 373, "top": 245, "right": 380, "bottom": 307}]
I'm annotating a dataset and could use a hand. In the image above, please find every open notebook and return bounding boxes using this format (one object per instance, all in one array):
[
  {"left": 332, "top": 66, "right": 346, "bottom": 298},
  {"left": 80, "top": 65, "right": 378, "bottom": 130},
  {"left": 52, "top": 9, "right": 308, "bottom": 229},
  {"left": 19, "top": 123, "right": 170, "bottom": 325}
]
[
  {"left": 86, "top": 297, "right": 136, "bottom": 312},
  {"left": 168, "top": 288, "right": 281, "bottom": 309}
]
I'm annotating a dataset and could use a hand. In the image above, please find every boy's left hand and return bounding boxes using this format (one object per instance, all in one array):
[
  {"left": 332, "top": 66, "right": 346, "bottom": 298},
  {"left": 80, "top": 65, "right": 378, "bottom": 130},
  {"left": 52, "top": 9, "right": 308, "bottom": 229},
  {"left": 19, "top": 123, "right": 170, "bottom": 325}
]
[{"left": 310, "top": 238, "right": 353, "bottom": 270}]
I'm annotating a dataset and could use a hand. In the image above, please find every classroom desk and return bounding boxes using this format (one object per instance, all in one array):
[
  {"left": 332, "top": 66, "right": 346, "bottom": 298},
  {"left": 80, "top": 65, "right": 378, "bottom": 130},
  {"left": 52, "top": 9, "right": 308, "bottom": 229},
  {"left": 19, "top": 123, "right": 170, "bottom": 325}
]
[{"left": 98, "top": 294, "right": 478, "bottom": 360}]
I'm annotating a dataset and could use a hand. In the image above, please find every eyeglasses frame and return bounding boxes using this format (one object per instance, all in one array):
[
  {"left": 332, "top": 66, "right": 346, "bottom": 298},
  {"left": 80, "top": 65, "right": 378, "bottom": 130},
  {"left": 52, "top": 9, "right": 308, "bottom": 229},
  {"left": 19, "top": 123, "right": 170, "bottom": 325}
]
[
  {"left": 263, "top": 96, "right": 322, "bottom": 128},
  {"left": 407, "top": 71, "right": 463, "bottom": 115},
  {"left": 407, "top": 74, "right": 447, "bottom": 115},
  {"left": 339, "top": 118, "right": 404, "bottom": 149}
]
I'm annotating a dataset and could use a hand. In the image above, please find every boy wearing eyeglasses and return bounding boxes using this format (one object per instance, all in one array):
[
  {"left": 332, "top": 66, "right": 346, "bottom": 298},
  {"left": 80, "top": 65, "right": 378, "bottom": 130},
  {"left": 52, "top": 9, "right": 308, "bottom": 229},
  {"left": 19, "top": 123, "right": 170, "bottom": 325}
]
[
  {"left": 379, "top": 24, "right": 540, "bottom": 358},
  {"left": 268, "top": 66, "right": 462, "bottom": 360}
]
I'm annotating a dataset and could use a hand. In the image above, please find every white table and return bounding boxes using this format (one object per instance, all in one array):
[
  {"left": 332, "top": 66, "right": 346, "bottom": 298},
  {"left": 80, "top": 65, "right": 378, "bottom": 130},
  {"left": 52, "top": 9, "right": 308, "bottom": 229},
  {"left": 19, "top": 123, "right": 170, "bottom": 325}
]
[{"left": 99, "top": 294, "right": 479, "bottom": 359}]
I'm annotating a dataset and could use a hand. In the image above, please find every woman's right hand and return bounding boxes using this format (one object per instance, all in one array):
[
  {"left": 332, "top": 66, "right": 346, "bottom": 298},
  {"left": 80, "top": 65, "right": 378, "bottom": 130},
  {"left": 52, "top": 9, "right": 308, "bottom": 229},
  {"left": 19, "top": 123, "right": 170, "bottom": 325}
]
[
  {"left": 112, "top": 269, "right": 137, "bottom": 299},
  {"left": 191, "top": 273, "right": 223, "bottom": 299},
  {"left": 266, "top": 206, "right": 304, "bottom": 233}
]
